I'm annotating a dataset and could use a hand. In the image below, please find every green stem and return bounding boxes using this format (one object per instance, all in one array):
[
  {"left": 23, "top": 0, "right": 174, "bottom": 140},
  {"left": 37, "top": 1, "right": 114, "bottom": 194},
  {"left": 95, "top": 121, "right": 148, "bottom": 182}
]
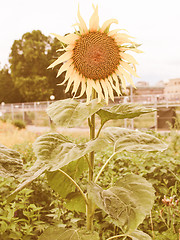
[
  {"left": 94, "top": 152, "right": 116, "bottom": 184},
  {"left": 86, "top": 89, "right": 96, "bottom": 231},
  {"left": 95, "top": 121, "right": 105, "bottom": 139},
  {"left": 57, "top": 169, "right": 88, "bottom": 205},
  {"left": 106, "top": 235, "right": 126, "bottom": 240}
]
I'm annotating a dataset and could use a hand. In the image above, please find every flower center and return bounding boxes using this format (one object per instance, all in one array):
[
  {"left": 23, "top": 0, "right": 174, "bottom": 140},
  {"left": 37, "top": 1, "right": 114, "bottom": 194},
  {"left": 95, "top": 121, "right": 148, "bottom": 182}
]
[{"left": 72, "top": 32, "right": 120, "bottom": 80}]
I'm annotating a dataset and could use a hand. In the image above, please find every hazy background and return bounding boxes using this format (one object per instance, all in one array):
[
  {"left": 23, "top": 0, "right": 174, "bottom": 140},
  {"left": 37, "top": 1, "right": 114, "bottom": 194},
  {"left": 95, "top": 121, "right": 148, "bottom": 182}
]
[{"left": 1, "top": 0, "right": 180, "bottom": 85}]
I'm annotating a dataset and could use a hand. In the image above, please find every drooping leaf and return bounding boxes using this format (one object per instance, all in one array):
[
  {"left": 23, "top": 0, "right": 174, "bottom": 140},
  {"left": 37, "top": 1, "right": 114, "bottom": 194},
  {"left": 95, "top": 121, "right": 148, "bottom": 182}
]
[
  {"left": 65, "top": 192, "right": 86, "bottom": 213},
  {"left": 0, "top": 144, "right": 24, "bottom": 178},
  {"left": 88, "top": 174, "right": 155, "bottom": 233},
  {"left": 7, "top": 164, "right": 47, "bottom": 202},
  {"left": 127, "top": 230, "right": 152, "bottom": 240},
  {"left": 103, "top": 127, "right": 167, "bottom": 153},
  {"left": 97, "top": 103, "right": 155, "bottom": 124},
  {"left": 38, "top": 226, "right": 99, "bottom": 240},
  {"left": 38, "top": 226, "right": 80, "bottom": 240},
  {"left": 46, "top": 157, "right": 88, "bottom": 198},
  {"left": 33, "top": 132, "right": 108, "bottom": 171},
  {"left": 47, "top": 98, "right": 105, "bottom": 127}
]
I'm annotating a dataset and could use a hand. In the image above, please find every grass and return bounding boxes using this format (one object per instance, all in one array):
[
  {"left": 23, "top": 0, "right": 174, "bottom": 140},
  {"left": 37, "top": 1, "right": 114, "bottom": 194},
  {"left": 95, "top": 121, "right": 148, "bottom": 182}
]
[{"left": 0, "top": 120, "right": 38, "bottom": 147}]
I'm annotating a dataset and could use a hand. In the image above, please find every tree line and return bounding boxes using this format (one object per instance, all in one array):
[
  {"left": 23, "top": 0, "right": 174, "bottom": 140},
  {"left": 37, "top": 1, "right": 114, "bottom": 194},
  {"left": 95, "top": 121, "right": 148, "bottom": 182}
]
[{"left": 0, "top": 30, "right": 72, "bottom": 103}]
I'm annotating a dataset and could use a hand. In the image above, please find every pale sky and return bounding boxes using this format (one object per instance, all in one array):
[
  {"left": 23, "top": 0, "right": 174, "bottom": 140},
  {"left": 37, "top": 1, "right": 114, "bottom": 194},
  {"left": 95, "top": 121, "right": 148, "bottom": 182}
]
[{"left": 1, "top": 0, "right": 180, "bottom": 85}]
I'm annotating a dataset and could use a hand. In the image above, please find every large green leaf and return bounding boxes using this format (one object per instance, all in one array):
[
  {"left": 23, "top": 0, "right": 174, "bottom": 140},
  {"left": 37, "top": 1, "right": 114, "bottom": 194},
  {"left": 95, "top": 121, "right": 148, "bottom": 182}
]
[
  {"left": 33, "top": 132, "right": 108, "bottom": 171},
  {"left": 46, "top": 157, "right": 88, "bottom": 198},
  {"left": 96, "top": 103, "right": 155, "bottom": 124},
  {"left": 38, "top": 226, "right": 99, "bottom": 240},
  {"left": 88, "top": 174, "right": 155, "bottom": 233},
  {"left": 47, "top": 98, "right": 105, "bottom": 127},
  {"left": 127, "top": 230, "right": 152, "bottom": 240},
  {"left": 103, "top": 127, "right": 167, "bottom": 153},
  {"left": 65, "top": 192, "right": 86, "bottom": 213},
  {"left": 0, "top": 144, "right": 24, "bottom": 178}
]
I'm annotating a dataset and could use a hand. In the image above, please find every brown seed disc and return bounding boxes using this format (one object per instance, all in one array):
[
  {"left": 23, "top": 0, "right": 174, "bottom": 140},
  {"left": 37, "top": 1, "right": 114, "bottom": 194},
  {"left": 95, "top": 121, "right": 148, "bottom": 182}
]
[{"left": 72, "top": 32, "right": 120, "bottom": 80}]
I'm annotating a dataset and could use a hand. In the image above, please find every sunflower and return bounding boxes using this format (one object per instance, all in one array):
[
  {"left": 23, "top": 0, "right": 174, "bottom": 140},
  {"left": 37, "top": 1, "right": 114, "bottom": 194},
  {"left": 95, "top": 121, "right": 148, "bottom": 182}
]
[{"left": 48, "top": 5, "right": 141, "bottom": 104}]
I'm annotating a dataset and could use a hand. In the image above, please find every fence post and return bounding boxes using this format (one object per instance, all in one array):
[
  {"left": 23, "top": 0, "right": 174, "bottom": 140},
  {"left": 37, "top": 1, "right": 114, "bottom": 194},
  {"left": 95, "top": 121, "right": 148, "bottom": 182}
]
[
  {"left": 154, "top": 96, "right": 157, "bottom": 131},
  {"left": 34, "top": 102, "right": 37, "bottom": 126},
  {"left": 22, "top": 103, "right": 25, "bottom": 122},
  {"left": 11, "top": 104, "right": 14, "bottom": 121}
]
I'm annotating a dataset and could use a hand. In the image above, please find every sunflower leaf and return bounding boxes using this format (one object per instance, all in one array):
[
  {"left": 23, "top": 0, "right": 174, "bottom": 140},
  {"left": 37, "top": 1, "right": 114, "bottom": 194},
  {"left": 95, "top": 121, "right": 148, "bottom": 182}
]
[
  {"left": 103, "top": 127, "right": 167, "bottom": 153},
  {"left": 96, "top": 103, "right": 155, "bottom": 124},
  {"left": 0, "top": 144, "right": 24, "bottom": 178},
  {"left": 127, "top": 230, "right": 152, "bottom": 240},
  {"left": 33, "top": 132, "right": 108, "bottom": 171},
  {"left": 47, "top": 98, "right": 105, "bottom": 127},
  {"left": 46, "top": 157, "right": 88, "bottom": 199},
  {"left": 88, "top": 174, "right": 155, "bottom": 233},
  {"left": 38, "top": 226, "right": 100, "bottom": 240},
  {"left": 65, "top": 192, "right": 86, "bottom": 213}
]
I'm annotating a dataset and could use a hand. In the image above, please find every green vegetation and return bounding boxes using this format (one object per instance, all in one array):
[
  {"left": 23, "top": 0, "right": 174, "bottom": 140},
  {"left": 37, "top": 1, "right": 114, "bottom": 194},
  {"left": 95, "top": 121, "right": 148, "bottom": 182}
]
[{"left": 0, "top": 129, "right": 180, "bottom": 239}]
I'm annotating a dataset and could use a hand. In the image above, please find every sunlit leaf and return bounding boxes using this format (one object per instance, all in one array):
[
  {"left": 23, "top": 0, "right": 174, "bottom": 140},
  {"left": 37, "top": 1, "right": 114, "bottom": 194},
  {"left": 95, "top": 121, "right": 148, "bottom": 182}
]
[
  {"left": 0, "top": 144, "right": 24, "bottom": 178},
  {"left": 127, "top": 230, "right": 152, "bottom": 240},
  {"left": 97, "top": 103, "right": 155, "bottom": 124},
  {"left": 46, "top": 158, "right": 88, "bottom": 198},
  {"left": 103, "top": 127, "right": 167, "bottom": 153},
  {"left": 33, "top": 132, "right": 108, "bottom": 170},
  {"left": 38, "top": 226, "right": 99, "bottom": 240},
  {"left": 47, "top": 98, "right": 105, "bottom": 127},
  {"left": 65, "top": 192, "right": 86, "bottom": 213},
  {"left": 88, "top": 174, "right": 155, "bottom": 233}
]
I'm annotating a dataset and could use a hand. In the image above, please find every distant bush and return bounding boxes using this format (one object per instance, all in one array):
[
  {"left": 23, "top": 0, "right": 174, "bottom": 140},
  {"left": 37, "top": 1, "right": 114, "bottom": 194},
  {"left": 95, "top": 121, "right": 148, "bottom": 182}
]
[{"left": 12, "top": 119, "right": 26, "bottom": 129}]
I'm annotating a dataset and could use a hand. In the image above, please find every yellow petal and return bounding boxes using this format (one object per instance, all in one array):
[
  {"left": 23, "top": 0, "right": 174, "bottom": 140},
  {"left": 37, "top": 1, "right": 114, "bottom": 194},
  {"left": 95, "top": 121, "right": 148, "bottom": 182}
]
[
  {"left": 57, "top": 59, "right": 73, "bottom": 77},
  {"left": 117, "top": 65, "right": 135, "bottom": 87},
  {"left": 48, "top": 51, "right": 72, "bottom": 69},
  {"left": 100, "top": 18, "right": 118, "bottom": 33},
  {"left": 89, "top": 5, "right": 99, "bottom": 31},
  {"left": 72, "top": 73, "right": 81, "bottom": 95},
  {"left": 105, "top": 79, "right": 114, "bottom": 101},
  {"left": 86, "top": 80, "right": 92, "bottom": 104},
  {"left": 51, "top": 33, "right": 79, "bottom": 44},
  {"left": 108, "top": 75, "right": 118, "bottom": 92},
  {"left": 120, "top": 47, "right": 143, "bottom": 53},
  {"left": 95, "top": 80, "right": 104, "bottom": 102},
  {"left": 112, "top": 73, "right": 121, "bottom": 96},
  {"left": 108, "top": 29, "right": 121, "bottom": 36},
  {"left": 120, "top": 61, "right": 139, "bottom": 78},
  {"left": 77, "top": 5, "right": 88, "bottom": 34},
  {"left": 116, "top": 33, "right": 134, "bottom": 39},
  {"left": 76, "top": 76, "right": 86, "bottom": 98},
  {"left": 120, "top": 52, "right": 139, "bottom": 65},
  {"left": 65, "top": 76, "right": 74, "bottom": 93},
  {"left": 100, "top": 80, "right": 109, "bottom": 104},
  {"left": 118, "top": 73, "right": 127, "bottom": 90}
]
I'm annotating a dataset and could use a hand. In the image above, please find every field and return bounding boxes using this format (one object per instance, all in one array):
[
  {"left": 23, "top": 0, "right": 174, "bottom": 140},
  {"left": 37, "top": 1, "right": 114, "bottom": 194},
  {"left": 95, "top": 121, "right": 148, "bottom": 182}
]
[{"left": 0, "top": 120, "right": 180, "bottom": 239}]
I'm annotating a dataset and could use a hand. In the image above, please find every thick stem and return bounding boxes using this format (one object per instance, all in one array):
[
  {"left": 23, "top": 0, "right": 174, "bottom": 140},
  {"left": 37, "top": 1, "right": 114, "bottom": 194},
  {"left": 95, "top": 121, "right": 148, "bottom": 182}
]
[{"left": 86, "top": 89, "right": 96, "bottom": 231}]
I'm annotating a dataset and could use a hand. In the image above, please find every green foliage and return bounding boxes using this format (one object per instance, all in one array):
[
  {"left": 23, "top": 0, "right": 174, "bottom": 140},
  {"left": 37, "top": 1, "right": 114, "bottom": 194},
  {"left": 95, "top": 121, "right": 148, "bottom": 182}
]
[
  {"left": 103, "top": 127, "right": 167, "bottom": 153},
  {"left": 12, "top": 119, "right": 26, "bottom": 129},
  {"left": 0, "top": 178, "right": 46, "bottom": 240},
  {"left": 97, "top": 103, "right": 155, "bottom": 125},
  {"left": 88, "top": 174, "right": 155, "bottom": 233},
  {"left": 0, "top": 144, "right": 24, "bottom": 177},
  {"left": 38, "top": 226, "right": 100, "bottom": 240},
  {"left": 47, "top": 98, "right": 105, "bottom": 127},
  {"left": 1, "top": 100, "right": 171, "bottom": 239},
  {"left": 0, "top": 65, "right": 23, "bottom": 103}
]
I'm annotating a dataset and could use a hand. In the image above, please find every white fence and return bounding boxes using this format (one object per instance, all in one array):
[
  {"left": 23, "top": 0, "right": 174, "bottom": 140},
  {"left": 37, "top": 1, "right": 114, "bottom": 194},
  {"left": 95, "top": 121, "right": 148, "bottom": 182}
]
[{"left": 1, "top": 94, "right": 180, "bottom": 130}]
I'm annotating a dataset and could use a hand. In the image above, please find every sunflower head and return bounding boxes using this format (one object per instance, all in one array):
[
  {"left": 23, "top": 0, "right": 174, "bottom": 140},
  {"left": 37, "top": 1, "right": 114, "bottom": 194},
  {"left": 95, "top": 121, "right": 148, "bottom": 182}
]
[{"left": 48, "top": 5, "right": 142, "bottom": 104}]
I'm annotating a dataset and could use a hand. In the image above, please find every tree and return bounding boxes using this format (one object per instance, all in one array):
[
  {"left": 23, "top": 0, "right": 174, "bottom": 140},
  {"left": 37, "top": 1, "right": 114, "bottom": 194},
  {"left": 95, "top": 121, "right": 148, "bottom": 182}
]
[
  {"left": 9, "top": 30, "right": 67, "bottom": 102},
  {"left": 0, "top": 65, "right": 23, "bottom": 103}
]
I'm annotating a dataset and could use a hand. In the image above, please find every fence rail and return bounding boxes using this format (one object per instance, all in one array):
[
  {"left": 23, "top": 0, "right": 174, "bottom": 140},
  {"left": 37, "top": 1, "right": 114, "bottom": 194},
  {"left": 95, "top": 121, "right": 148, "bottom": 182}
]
[{"left": 1, "top": 94, "right": 180, "bottom": 130}]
